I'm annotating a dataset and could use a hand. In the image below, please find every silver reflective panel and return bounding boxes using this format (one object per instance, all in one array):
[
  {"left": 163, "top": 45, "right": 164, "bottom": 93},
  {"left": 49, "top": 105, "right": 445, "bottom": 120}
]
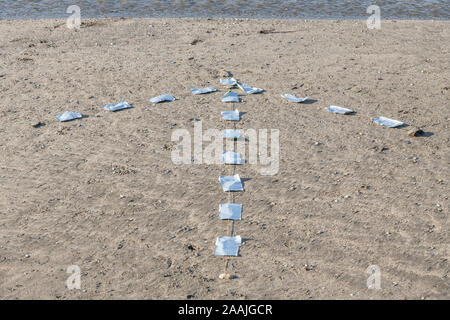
[
  {"left": 219, "top": 174, "right": 244, "bottom": 192},
  {"left": 220, "top": 78, "right": 237, "bottom": 86},
  {"left": 214, "top": 236, "right": 242, "bottom": 256},
  {"left": 101, "top": 100, "right": 133, "bottom": 112},
  {"left": 222, "top": 129, "right": 241, "bottom": 139},
  {"left": 55, "top": 111, "right": 83, "bottom": 122},
  {"left": 219, "top": 203, "right": 242, "bottom": 220},
  {"left": 221, "top": 109, "right": 240, "bottom": 121},
  {"left": 148, "top": 94, "right": 176, "bottom": 104},
  {"left": 221, "top": 91, "right": 240, "bottom": 103},
  {"left": 190, "top": 87, "right": 217, "bottom": 95},
  {"left": 281, "top": 94, "right": 309, "bottom": 103},
  {"left": 221, "top": 151, "right": 244, "bottom": 165},
  {"left": 372, "top": 116, "right": 405, "bottom": 128},
  {"left": 326, "top": 105, "right": 355, "bottom": 114},
  {"left": 238, "top": 83, "right": 264, "bottom": 94}
]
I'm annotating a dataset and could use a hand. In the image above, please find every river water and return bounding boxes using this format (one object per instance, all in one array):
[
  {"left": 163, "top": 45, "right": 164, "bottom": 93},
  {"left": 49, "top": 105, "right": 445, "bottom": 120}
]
[{"left": 1, "top": 0, "right": 449, "bottom": 20}]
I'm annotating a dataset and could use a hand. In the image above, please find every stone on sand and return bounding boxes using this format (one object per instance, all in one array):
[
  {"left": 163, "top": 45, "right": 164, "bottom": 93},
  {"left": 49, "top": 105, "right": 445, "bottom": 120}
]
[{"left": 407, "top": 127, "right": 424, "bottom": 137}]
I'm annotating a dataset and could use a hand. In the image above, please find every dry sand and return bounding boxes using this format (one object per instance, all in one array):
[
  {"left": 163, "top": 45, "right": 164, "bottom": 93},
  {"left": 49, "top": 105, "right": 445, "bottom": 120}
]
[{"left": 0, "top": 18, "right": 449, "bottom": 300}]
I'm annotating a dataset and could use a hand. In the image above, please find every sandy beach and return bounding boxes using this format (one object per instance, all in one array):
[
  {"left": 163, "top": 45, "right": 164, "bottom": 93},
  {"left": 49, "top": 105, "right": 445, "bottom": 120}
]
[{"left": 0, "top": 18, "right": 448, "bottom": 299}]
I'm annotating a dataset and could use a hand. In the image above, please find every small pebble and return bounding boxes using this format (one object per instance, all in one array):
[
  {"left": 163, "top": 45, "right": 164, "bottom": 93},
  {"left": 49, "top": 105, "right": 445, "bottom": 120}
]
[
  {"left": 31, "top": 121, "right": 45, "bottom": 128},
  {"left": 219, "top": 70, "right": 232, "bottom": 77},
  {"left": 219, "top": 273, "right": 231, "bottom": 280},
  {"left": 407, "top": 127, "right": 424, "bottom": 137},
  {"left": 374, "top": 146, "right": 388, "bottom": 153},
  {"left": 190, "top": 39, "right": 202, "bottom": 45},
  {"left": 304, "top": 264, "right": 315, "bottom": 271}
]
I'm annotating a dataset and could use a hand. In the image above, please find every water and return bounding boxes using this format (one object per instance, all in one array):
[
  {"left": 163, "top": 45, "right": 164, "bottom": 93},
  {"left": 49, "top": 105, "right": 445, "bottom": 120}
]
[{"left": 1, "top": 0, "right": 449, "bottom": 20}]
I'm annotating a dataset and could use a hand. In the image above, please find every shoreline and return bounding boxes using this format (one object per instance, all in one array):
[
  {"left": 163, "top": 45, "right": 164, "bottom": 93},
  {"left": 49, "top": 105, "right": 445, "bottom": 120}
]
[{"left": 2, "top": 17, "right": 450, "bottom": 22}]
